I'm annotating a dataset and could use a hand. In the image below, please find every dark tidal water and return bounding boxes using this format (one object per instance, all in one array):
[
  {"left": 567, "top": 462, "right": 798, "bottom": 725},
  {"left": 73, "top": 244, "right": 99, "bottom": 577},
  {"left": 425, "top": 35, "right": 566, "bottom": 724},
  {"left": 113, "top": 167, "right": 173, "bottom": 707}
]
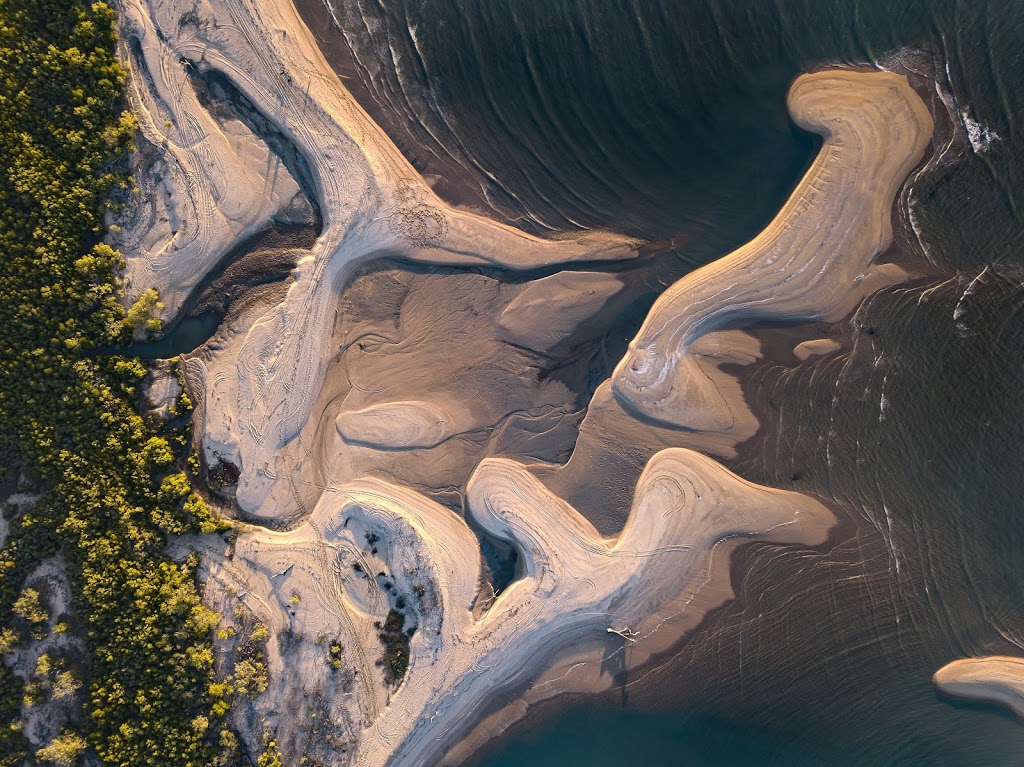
[{"left": 291, "top": 0, "right": 1024, "bottom": 764}]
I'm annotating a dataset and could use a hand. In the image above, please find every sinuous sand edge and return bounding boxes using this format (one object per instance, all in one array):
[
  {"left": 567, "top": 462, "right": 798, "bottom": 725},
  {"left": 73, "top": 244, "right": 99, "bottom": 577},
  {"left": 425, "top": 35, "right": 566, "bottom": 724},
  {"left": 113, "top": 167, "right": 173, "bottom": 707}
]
[
  {"left": 934, "top": 656, "right": 1024, "bottom": 719},
  {"left": 612, "top": 70, "right": 933, "bottom": 431},
  {"left": 115, "top": 0, "right": 938, "bottom": 764},
  {"left": 197, "top": 450, "right": 831, "bottom": 766},
  {"left": 120, "top": 0, "right": 640, "bottom": 515}
]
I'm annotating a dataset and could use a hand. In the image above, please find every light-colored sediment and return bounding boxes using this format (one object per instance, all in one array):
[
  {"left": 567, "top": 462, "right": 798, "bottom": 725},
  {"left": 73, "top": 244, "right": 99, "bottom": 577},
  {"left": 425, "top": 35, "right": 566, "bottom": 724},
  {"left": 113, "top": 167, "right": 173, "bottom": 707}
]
[
  {"left": 116, "top": 0, "right": 934, "bottom": 763},
  {"left": 5, "top": 558, "right": 82, "bottom": 753},
  {"left": 121, "top": 0, "right": 640, "bottom": 513},
  {"left": 934, "top": 656, "right": 1024, "bottom": 719},
  {"left": 498, "top": 271, "right": 626, "bottom": 351},
  {"left": 335, "top": 400, "right": 475, "bottom": 450},
  {"left": 114, "top": 0, "right": 307, "bottom": 317},
  {"left": 198, "top": 448, "right": 830, "bottom": 767},
  {"left": 612, "top": 70, "right": 932, "bottom": 430},
  {"left": 793, "top": 338, "right": 842, "bottom": 361}
]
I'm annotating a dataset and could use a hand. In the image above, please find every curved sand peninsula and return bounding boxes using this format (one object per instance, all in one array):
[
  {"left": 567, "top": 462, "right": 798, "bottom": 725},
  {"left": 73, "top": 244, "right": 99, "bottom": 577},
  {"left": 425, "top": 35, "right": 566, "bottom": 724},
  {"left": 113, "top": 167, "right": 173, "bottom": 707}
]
[
  {"left": 612, "top": 70, "right": 933, "bottom": 430},
  {"left": 198, "top": 449, "right": 830, "bottom": 766},
  {"left": 934, "top": 656, "right": 1024, "bottom": 719}
]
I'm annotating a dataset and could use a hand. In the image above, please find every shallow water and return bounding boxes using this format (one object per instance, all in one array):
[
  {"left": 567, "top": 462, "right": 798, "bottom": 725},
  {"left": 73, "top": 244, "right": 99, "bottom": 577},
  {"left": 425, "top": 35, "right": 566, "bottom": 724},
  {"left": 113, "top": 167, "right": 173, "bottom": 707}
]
[{"left": 293, "top": 0, "right": 1024, "bottom": 764}]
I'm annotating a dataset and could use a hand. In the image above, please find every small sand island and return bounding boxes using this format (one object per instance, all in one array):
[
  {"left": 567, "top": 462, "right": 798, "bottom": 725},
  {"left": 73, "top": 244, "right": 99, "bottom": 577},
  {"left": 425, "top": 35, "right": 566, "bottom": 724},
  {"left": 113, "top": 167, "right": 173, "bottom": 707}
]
[
  {"left": 105, "top": 0, "right": 936, "bottom": 763},
  {"left": 934, "top": 656, "right": 1024, "bottom": 719}
]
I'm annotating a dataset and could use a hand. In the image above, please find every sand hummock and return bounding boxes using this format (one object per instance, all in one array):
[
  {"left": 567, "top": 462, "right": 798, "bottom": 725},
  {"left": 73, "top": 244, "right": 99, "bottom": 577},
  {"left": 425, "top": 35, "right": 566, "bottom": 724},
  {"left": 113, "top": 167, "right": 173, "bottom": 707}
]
[
  {"left": 934, "top": 656, "right": 1024, "bottom": 719},
  {"left": 498, "top": 271, "right": 627, "bottom": 352}
]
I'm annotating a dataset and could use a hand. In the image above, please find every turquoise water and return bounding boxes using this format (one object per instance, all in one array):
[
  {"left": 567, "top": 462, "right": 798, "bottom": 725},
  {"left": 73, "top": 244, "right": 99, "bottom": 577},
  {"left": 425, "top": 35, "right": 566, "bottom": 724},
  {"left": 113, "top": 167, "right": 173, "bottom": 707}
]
[{"left": 293, "top": 0, "right": 1024, "bottom": 764}]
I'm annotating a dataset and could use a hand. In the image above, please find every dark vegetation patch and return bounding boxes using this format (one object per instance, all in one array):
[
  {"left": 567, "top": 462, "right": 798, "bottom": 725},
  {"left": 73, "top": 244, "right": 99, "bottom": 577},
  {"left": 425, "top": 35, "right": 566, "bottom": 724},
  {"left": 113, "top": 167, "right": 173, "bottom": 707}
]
[
  {"left": 207, "top": 458, "right": 241, "bottom": 494},
  {"left": 375, "top": 609, "right": 410, "bottom": 685},
  {"left": 0, "top": 2, "right": 231, "bottom": 764}
]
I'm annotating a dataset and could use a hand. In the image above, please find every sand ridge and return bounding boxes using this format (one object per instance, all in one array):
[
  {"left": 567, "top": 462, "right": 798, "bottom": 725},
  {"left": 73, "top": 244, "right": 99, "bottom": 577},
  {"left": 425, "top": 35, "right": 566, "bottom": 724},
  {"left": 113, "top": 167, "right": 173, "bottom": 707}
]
[
  {"left": 122, "top": 0, "right": 641, "bottom": 514},
  {"left": 612, "top": 70, "right": 933, "bottom": 431},
  {"left": 934, "top": 656, "right": 1024, "bottom": 719}
]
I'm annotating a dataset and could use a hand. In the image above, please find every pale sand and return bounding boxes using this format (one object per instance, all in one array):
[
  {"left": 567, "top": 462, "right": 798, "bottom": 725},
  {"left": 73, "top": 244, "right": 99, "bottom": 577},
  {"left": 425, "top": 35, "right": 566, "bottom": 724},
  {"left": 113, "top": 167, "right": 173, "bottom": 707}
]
[
  {"left": 114, "top": 0, "right": 305, "bottom": 318},
  {"left": 335, "top": 400, "right": 475, "bottom": 450},
  {"left": 612, "top": 71, "right": 932, "bottom": 431},
  {"left": 934, "top": 656, "right": 1024, "bottom": 719},
  {"left": 116, "top": 1, "right": 934, "bottom": 763},
  {"left": 498, "top": 271, "right": 626, "bottom": 352},
  {"left": 196, "top": 449, "right": 831, "bottom": 767},
  {"left": 793, "top": 337, "right": 842, "bottom": 361},
  {"left": 124, "top": 0, "right": 641, "bottom": 513}
]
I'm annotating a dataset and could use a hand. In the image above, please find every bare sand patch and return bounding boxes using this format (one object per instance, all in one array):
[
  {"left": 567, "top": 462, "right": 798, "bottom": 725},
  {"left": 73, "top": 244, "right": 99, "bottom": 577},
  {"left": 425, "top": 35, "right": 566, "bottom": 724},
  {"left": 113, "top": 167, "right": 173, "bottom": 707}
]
[
  {"left": 793, "top": 337, "right": 842, "bottom": 361},
  {"left": 934, "top": 656, "right": 1024, "bottom": 719}
]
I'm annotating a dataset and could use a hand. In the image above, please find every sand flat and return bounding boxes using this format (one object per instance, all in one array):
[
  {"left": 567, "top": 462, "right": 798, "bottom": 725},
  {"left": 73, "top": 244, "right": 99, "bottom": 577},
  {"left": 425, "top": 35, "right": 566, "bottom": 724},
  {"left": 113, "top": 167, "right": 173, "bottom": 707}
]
[
  {"left": 118, "top": 0, "right": 643, "bottom": 513},
  {"left": 612, "top": 70, "right": 932, "bottom": 431},
  {"left": 117, "top": 1, "right": 938, "bottom": 763}
]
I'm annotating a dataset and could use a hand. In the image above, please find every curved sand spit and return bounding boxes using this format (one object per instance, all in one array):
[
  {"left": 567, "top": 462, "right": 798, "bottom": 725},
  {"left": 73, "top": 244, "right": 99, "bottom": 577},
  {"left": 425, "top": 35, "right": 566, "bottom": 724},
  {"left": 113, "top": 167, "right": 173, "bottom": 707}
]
[
  {"left": 934, "top": 656, "right": 1024, "bottom": 719},
  {"left": 121, "top": 0, "right": 640, "bottom": 512},
  {"left": 612, "top": 70, "right": 933, "bottom": 430},
  {"left": 204, "top": 450, "right": 830, "bottom": 767}
]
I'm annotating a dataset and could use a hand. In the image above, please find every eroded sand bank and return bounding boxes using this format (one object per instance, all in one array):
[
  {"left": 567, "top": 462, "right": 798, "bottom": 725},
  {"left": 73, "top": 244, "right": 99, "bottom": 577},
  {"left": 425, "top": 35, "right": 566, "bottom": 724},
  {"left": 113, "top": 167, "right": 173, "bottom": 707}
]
[
  {"left": 115, "top": 0, "right": 934, "bottom": 764},
  {"left": 934, "top": 656, "right": 1024, "bottom": 719}
]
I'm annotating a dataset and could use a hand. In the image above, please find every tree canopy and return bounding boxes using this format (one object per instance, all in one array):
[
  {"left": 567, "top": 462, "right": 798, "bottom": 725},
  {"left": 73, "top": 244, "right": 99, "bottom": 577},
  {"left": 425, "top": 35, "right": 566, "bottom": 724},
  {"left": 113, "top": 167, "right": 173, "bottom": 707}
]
[{"left": 0, "top": 1, "right": 229, "bottom": 764}]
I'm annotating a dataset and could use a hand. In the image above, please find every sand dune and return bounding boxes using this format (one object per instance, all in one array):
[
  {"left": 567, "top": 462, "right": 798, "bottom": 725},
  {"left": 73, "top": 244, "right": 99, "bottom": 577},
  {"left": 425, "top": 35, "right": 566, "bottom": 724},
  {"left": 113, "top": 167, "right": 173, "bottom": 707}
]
[
  {"left": 793, "top": 337, "right": 842, "bottom": 361},
  {"left": 612, "top": 71, "right": 932, "bottom": 430},
  {"left": 934, "top": 656, "right": 1024, "bottom": 719},
  {"left": 335, "top": 400, "right": 475, "bottom": 450}
]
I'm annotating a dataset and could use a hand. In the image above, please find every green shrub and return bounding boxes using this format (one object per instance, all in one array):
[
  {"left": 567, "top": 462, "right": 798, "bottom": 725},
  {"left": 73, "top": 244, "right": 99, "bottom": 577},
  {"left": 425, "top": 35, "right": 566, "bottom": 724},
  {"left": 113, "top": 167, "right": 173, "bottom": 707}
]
[
  {"left": 0, "top": 1, "right": 229, "bottom": 764},
  {"left": 36, "top": 731, "right": 88, "bottom": 766}
]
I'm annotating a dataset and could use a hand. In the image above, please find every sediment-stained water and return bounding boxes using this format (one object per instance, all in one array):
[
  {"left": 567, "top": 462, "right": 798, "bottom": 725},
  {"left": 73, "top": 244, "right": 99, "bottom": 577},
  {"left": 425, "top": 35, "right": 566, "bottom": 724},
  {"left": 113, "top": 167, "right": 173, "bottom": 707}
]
[{"left": 289, "top": 0, "right": 1024, "bottom": 764}]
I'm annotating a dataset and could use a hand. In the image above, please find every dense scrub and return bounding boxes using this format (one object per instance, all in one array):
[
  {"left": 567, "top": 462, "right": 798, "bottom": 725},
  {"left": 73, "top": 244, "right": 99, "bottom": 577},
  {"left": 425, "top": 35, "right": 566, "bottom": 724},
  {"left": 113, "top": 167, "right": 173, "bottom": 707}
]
[
  {"left": 376, "top": 609, "right": 411, "bottom": 684},
  {"left": 0, "top": 1, "right": 230, "bottom": 764}
]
